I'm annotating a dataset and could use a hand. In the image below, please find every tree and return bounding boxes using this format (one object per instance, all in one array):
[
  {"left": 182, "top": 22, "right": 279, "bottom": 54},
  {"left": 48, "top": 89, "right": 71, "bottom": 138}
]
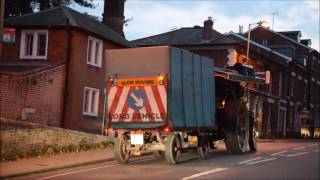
[
  {"left": 4, "top": 0, "right": 33, "bottom": 18},
  {"left": 4, "top": 0, "right": 95, "bottom": 18}
]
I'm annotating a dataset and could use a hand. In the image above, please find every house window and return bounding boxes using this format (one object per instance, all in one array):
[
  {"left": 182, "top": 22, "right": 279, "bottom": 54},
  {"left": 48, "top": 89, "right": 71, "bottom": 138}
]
[
  {"left": 262, "top": 40, "right": 268, "bottom": 46},
  {"left": 20, "top": 30, "right": 48, "bottom": 59},
  {"left": 87, "top": 36, "right": 103, "bottom": 67},
  {"left": 83, "top": 87, "right": 100, "bottom": 116}
]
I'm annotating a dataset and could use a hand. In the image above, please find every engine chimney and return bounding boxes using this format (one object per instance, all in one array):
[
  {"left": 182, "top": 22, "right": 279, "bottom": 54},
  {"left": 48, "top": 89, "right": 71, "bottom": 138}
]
[
  {"left": 102, "top": 0, "right": 125, "bottom": 37},
  {"left": 203, "top": 17, "right": 214, "bottom": 40}
]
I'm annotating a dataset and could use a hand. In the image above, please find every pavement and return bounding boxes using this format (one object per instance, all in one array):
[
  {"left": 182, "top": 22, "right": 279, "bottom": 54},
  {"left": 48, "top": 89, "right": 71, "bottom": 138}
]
[
  {"left": 0, "top": 148, "right": 115, "bottom": 179},
  {"left": 0, "top": 139, "right": 319, "bottom": 179}
]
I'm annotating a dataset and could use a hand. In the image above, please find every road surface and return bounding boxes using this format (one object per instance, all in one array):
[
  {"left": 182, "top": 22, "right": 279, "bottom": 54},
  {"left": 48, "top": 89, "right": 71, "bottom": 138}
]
[{"left": 13, "top": 141, "right": 320, "bottom": 180}]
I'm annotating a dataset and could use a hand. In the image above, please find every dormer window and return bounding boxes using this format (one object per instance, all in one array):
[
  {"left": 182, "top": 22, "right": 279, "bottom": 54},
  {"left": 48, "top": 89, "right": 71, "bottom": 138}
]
[{"left": 20, "top": 30, "right": 48, "bottom": 59}]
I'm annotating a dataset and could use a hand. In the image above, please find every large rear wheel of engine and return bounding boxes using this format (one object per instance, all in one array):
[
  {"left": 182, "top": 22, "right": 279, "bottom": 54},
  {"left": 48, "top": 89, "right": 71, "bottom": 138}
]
[
  {"left": 165, "top": 134, "right": 181, "bottom": 164},
  {"left": 114, "top": 138, "right": 130, "bottom": 164},
  {"left": 225, "top": 102, "right": 249, "bottom": 154},
  {"left": 249, "top": 111, "right": 258, "bottom": 152}
]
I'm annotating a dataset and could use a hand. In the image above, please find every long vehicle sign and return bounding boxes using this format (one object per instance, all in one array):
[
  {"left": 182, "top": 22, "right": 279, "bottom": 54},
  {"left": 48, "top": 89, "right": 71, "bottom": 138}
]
[{"left": 107, "top": 77, "right": 167, "bottom": 123}]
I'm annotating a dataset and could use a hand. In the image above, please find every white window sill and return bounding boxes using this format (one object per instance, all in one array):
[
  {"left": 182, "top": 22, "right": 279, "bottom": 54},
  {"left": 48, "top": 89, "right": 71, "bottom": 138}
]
[
  {"left": 20, "top": 56, "right": 47, "bottom": 60},
  {"left": 83, "top": 112, "right": 98, "bottom": 117},
  {"left": 87, "top": 62, "right": 101, "bottom": 68}
]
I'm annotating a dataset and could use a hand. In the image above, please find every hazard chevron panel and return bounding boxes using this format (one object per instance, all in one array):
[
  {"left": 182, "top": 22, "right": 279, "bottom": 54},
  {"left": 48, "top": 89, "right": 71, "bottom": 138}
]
[{"left": 107, "top": 77, "right": 167, "bottom": 123}]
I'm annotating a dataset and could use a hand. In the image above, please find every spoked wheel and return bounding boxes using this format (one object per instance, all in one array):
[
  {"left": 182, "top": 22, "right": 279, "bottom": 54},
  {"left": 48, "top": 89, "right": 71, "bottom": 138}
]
[
  {"left": 165, "top": 134, "right": 182, "bottom": 164},
  {"left": 249, "top": 111, "right": 258, "bottom": 152},
  {"left": 197, "top": 136, "right": 210, "bottom": 159},
  {"left": 114, "top": 137, "right": 131, "bottom": 164},
  {"left": 225, "top": 101, "right": 249, "bottom": 154}
]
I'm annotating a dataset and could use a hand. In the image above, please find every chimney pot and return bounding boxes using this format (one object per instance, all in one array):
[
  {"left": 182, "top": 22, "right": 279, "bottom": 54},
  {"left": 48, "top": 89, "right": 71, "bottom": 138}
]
[{"left": 203, "top": 17, "right": 214, "bottom": 40}]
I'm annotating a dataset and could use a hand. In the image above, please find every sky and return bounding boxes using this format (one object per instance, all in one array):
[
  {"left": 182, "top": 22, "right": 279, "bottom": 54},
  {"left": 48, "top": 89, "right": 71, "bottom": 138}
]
[{"left": 72, "top": 0, "right": 320, "bottom": 51}]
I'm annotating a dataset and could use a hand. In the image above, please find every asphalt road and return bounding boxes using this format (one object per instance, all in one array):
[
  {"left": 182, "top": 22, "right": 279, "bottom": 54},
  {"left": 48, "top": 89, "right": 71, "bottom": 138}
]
[{"left": 14, "top": 141, "right": 320, "bottom": 180}]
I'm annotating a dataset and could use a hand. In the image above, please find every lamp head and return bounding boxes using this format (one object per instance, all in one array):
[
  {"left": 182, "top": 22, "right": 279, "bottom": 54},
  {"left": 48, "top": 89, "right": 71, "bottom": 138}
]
[{"left": 257, "top": 20, "right": 268, "bottom": 26}]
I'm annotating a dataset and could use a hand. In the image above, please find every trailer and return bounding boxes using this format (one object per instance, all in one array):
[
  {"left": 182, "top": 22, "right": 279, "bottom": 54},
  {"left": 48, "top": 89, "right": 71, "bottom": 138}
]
[{"left": 105, "top": 46, "right": 265, "bottom": 164}]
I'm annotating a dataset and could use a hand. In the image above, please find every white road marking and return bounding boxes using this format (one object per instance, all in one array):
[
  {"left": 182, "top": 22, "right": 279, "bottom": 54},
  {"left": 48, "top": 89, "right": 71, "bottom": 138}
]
[
  {"left": 271, "top": 150, "right": 288, "bottom": 156},
  {"left": 36, "top": 157, "right": 156, "bottom": 180},
  {"left": 238, "top": 157, "right": 263, "bottom": 164},
  {"left": 293, "top": 146, "right": 306, "bottom": 150},
  {"left": 308, "top": 144, "right": 319, "bottom": 147},
  {"left": 181, "top": 168, "right": 228, "bottom": 180},
  {"left": 245, "top": 158, "right": 277, "bottom": 165},
  {"left": 285, "top": 152, "right": 308, "bottom": 157},
  {"left": 37, "top": 164, "right": 119, "bottom": 180}
]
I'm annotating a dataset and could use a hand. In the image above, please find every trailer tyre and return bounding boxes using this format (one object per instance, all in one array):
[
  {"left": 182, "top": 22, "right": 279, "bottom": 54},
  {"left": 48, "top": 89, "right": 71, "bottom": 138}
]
[
  {"left": 225, "top": 102, "right": 249, "bottom": 154},
  {"left": 165, "top": 134, "right": 181, "bottom": 164},
  {"left": 114, "top": 138, "right": 130, "bottom": 164}
]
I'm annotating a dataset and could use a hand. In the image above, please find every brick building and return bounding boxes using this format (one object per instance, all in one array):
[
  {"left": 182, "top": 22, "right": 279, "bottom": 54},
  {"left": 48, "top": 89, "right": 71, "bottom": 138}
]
[
  {"left": 133, "top": 18, "right": 320, "bottom": 138},
  {"left": 0, "top": 2, "right": 133, "bottom": 134},
  {"left": 226, "top": 32, "right": 292, "bottom": 138},
  {"left": 243, "top": 26, "right": 320, "bottom": 138}
]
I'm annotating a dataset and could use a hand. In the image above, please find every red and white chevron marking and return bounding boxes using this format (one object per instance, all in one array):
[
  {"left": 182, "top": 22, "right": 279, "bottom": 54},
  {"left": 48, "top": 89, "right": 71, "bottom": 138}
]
[{"left": 107, "top": 80, "right": 167, "bottom": 123}]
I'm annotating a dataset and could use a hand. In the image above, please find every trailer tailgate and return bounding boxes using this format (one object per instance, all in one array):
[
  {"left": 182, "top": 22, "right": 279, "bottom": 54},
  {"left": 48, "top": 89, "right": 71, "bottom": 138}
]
[{"left": 107, "top": 77, "right": 167, "bottom": 129}]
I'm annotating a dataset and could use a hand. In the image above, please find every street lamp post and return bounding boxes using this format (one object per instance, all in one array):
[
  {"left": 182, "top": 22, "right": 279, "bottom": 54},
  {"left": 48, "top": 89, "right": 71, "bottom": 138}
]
[
  {"left": 245, "top": 20, "right": 268, "bottom": 64},
  {"left": 244, "top": 20, "right": 268, "bottom": 118}
]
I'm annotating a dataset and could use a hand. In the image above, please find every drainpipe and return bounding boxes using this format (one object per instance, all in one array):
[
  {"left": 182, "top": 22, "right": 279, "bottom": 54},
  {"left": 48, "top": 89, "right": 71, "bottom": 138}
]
[
  {"left": 287, "top": 63, "right": 291, "bottom": 137},
  {"left": 61, "top": 18, "right": 72, "bottom": 128},
  {"left": 102, "top": 80, "right": 108, "bottom": 135}
]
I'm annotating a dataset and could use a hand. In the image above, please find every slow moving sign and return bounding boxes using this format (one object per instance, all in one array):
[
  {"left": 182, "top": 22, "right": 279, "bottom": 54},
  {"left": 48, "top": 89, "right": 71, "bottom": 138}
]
[{"left": 107, "top": 77, "right": 167, "bottom": 123}]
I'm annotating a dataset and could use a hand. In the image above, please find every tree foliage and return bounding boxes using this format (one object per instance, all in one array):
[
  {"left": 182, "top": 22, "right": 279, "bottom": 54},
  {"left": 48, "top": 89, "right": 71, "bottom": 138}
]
[{"left": 4, "top": 0, "right": 95, "bottom": 19}]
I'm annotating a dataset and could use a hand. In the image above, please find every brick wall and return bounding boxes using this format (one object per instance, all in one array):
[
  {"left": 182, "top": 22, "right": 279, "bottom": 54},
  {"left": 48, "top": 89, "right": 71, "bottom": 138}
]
[
  {"left": 0, "top": 64, "right": 66, "bottom": 126},
  {"left": 1, "top": 29, "right": 68, "bottom": 63},
  {"left": 0, "top": 122, "right": 111, "bottom": 161},
  {"left": 63, "top": 30, "right": 124, "bottom": 133}
]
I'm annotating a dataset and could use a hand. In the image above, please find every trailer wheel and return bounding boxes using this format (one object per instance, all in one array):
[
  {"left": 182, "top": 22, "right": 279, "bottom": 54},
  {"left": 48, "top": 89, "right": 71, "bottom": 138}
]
[
  {"left": 225, "top": 102, "right": 249, "bottom": 154},
  {"left": 165, "top": 134, "right": 181, "bottom": 164},
  {"left": 249, "top": 111, "right": 257, "bottom": 152},
  {"left": 197, "top": 137, "right": 209, "bottom": 159},
  {"left": 114, "top": 138, "right": 130, "bottom": 164}
]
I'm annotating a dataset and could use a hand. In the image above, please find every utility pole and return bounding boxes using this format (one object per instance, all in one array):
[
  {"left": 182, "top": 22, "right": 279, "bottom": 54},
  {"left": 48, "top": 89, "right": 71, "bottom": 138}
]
[
  {"left": 0, "top": 0, "right": 4, "bottom": 57},
  {"left": 270, "top": 10, "right": 279, "bottom": 30}
]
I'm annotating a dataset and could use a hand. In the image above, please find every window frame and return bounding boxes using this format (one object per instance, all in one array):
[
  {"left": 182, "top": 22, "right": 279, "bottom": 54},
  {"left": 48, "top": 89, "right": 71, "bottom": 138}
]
[
  {"left": 83, "top": 87, "right": 100, "bottom": 117},
  {"left": 20, "top": 30, "right": 48, "bottom": 59},
  {"left": 86, "top": 36, "right": 103, "bottom": 68}
]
